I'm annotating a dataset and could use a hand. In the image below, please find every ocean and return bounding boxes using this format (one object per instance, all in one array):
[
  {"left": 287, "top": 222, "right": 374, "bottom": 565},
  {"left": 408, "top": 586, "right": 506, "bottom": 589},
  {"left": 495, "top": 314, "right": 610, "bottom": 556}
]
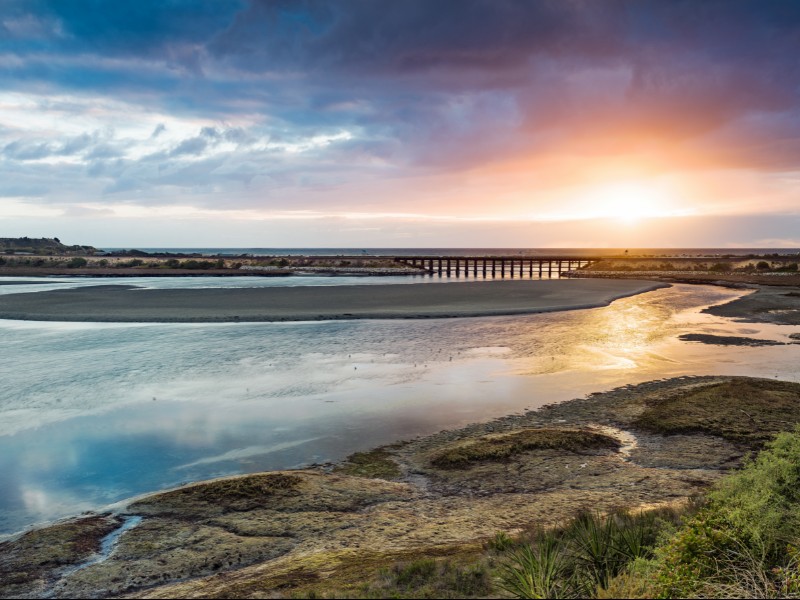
[{"left": 100, "top": 247, "right": 800, "bottom": 257}]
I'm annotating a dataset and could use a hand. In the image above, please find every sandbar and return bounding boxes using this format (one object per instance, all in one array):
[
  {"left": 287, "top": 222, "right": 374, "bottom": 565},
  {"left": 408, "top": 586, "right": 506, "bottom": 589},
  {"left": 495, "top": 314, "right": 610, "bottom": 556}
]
[
  {"left": 0, "top": 279, "right": 668, "bottom": 322},
  {"left": 702, "top": 284, "right": 800, "bottom": 325}
]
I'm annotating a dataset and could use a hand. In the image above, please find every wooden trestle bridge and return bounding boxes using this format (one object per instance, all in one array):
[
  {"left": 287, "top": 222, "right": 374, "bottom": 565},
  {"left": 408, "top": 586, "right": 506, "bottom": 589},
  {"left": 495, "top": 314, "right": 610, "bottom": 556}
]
[{"left": 392, "top": 255, "right": 604, "bottom": 278}]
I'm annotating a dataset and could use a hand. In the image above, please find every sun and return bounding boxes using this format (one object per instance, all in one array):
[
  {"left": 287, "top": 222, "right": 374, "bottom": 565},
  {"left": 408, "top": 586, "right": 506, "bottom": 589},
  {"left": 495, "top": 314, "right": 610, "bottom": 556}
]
[{"left": 589, "top": 182, "right": 670, "bottom": 225}]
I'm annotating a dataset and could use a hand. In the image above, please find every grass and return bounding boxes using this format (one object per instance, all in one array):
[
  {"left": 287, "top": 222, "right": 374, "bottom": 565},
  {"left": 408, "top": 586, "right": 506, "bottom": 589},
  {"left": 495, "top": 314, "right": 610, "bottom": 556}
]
[
  {"left": 190, "top": 473, "right": 300, "bottom": 500},
  {"left": 212, "top": 545, "right": 489, "bottom": 599},
  {"left": 498, "top": 529, "right": 574, "bottom": 599},
  {"left": 495, "top": 507, "right": 685, "bottom": 598},
  {"left": 333, "top": 448, "right": 402, "bottom": 479},
  {"left": 296, "top": 557, "right": 492, "bottom": 599},
  {"left": 633, "top": 379, "right": 800, "bottom": 447},
  {"left": 429, "top": 428, "right": 620, "bottom": 469},
  {"left": 152, "top": 473, "right": 302, "bottom": 511}
]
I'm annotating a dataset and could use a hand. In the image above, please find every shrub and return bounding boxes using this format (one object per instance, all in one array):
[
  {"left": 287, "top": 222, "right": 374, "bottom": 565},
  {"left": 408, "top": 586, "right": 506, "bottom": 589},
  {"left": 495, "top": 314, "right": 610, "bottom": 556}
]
[
  {"left": 487, "top": 531, "right": 517, "bottom": 553},
  {"left": 499, "top": 529, "right": 575, "bottom": 599},
  {"left": 775, "top": 263, "right": 798, "bottom": 272},
  {"left": 652, "top": 426, "right": 800, "bottom": 597},
  {"left": 67, "top": 257, "right": 87, "bottom": 268},
  {"left": 497, "top": 509, "right": 679, "bottom": 598},
  {"left": 180, "top": 260, "right": 215, "bottom": 270},
  {"left": 119, "top": 259, "right": 144, "bottom": 267},
  {"left": 756, "top": 261, "right": 771, "bottom": 270}
]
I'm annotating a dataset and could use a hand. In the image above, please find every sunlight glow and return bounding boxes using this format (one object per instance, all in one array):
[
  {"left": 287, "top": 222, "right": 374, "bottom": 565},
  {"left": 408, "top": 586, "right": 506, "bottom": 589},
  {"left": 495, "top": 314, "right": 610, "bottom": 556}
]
[{"left": 584, "top": 181, "right": 676, "bottom": 225}]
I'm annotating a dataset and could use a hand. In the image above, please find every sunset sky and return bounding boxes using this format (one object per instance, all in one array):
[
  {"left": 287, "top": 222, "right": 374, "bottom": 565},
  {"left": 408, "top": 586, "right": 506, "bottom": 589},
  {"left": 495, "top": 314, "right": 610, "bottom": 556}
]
[{"left": 2, "top": 0, "right": 800, "bottom": 248}]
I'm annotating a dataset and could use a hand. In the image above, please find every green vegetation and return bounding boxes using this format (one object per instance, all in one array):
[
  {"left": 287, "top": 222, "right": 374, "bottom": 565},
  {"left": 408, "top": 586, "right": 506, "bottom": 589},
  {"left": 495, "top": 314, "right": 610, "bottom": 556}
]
[
  {"left": 369, "top": 558, "right": 492, "bottom": 598},
  {"left": 429, "top": 429, "right": 620, "bottom": 469},
  {"left": 67, "top": 257, "right": 87, "bottom": 268},
  {"left": 776, "top": 263, "right": 799, "bottom": 272},
  {"left": 297, "top": 509, "right": 681, "bottom": 599},
  {"left": 633, "top": 379, "right": 800, "bottom": 447},
  {"left": 118, "top": 258, "right": 144, "bottom": 267},
  {"left": 648, "top": 426, "right": 800, "bottom": 598},
  {"left": 179, "top": 259, "right": 218, "bottom": 269},
  {"left": 308, "top": 425, "right": 800, "bottom": 599},
  {"left": 333, "top": 448, "right": 402, "bottom": 479},
  {"left": 288, "top": 552, "right": 492, "bottom": 600},
  {"left": 489, "top": 427, "right": 800, "bottom": 598},
  {"left": 495, "top": 508, "right": 682, "bottom": 599},
  {"left": 581, "top": 257, "right": 800, "bottom": 275}
]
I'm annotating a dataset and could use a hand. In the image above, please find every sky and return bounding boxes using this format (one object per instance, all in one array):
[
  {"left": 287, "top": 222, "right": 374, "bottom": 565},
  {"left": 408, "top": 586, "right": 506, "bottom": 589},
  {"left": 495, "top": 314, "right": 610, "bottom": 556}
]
[{"left": 1, "top": 0, "right": 800, "bottom": 248}]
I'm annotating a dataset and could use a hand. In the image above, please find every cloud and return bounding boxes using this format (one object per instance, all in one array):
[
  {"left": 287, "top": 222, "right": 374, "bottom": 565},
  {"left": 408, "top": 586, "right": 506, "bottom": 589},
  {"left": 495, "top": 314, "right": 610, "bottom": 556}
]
[
  {"left": 1, "top": 0, "right": 800, "bottom": 240},
  {"left": 168, "top": 135, "right": 208, "bottom": 157},
  {"left": 60, "top": 205, "right": 115, "bottom": 217},
  {"left": 3, "top": 139, "right": 54, "bottom": 160}
]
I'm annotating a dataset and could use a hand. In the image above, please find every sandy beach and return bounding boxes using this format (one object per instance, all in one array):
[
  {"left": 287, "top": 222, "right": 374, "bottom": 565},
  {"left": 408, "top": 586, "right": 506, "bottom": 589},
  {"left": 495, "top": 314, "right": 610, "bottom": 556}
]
[{"left": 0, "top": 279, "right": 668, "bottom": 322}]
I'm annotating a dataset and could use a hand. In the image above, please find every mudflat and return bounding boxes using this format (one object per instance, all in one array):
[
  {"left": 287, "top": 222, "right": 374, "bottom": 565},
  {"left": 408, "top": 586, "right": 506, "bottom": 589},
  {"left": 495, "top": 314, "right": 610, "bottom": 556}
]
[
  {"left": 0, "top": 279, "right": 667, "bottom": 322},
  {"left": 702, "top": 284, "right": 800, "bottom": 325},
  {"left": 5, "top": 375, "right": 800, "bottom": 599}
]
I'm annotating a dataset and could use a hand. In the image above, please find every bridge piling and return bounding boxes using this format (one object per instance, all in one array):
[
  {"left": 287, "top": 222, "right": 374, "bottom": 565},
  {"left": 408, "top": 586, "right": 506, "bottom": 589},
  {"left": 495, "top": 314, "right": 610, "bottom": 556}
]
[{"left": 391, "top": 254, "right": 599, "bottom": 278}]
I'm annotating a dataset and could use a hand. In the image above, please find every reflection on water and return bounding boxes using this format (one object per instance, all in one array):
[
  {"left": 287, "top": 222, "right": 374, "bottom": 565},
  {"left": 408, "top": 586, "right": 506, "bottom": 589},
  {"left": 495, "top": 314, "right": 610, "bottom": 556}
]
[
  {"left": 0, "top": 270, "right": 565, "bottom": 298},
  {"left": 1, "top": 283, "right": 799, "bottom": 535}
]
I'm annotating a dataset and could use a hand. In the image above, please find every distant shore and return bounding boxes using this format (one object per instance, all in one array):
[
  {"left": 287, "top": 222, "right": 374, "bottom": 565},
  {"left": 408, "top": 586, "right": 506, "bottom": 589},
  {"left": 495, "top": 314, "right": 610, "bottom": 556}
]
[{"left": 0, "top": 279, "right": 668, "bottom": 323}]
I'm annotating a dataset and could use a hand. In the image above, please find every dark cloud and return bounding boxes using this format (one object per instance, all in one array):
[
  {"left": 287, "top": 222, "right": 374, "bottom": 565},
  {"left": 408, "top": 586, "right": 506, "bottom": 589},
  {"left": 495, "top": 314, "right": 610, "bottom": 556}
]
[
  {"left": 58, "top": 132, "right": 95, "bottom": 156},
  {"left": 198, "top": 0, "right": 800, "bottom": 173},
  {"left": 3, "top": 140, "right": 54, "bottom": 161},
  {"left": 3, "top": 130, "right": 114, "bottom": 162},
  {"left": 169, "top": 136, "right": 208, "bottom": 157},
  {"left": 85, "top": 143, "right": 124, "bottom": 160}
]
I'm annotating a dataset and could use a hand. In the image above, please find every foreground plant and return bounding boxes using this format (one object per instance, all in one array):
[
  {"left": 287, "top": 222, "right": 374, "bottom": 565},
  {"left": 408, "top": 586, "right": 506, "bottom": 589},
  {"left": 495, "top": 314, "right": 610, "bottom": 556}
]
[
  {"left": 652, "top": 426, "right": 800, "bottom": 598},
  {"left": 498, "top": 529, "right": 575, "bottom": 599}
]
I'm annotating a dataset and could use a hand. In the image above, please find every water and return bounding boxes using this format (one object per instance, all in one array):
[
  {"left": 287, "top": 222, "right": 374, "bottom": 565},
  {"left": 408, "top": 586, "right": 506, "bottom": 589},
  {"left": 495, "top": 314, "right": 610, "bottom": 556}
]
[
  {"left": 0, "top": 269, "right": 564, "bottom": 298},
  {"left": 1, "top": 280, "right": 799, "bottom": 536},
  {"left": 101, "top": 247, "right": 800, "bottom": 257},
  {"left": 0, "top": 274, "right": 467, "bottom": 297},
  {"left": 60, "top": 516, "right": 142, "bottom": 577}
]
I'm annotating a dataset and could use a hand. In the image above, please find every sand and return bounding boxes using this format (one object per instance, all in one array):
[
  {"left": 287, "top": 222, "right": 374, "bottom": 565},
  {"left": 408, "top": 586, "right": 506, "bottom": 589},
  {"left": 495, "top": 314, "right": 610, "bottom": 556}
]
[{"left": 0, "top": 279, "right": 668, "bottom": 323}]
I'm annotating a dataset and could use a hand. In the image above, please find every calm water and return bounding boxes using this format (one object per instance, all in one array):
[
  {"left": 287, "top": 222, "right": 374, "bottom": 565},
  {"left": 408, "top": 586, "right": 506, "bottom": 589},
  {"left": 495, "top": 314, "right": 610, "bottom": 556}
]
[
  {"left": 0, "top": 270, "right": 560, "bottom": 298},
  {"left": 1, "top": 279, "right": 799, "bottom": 536}
]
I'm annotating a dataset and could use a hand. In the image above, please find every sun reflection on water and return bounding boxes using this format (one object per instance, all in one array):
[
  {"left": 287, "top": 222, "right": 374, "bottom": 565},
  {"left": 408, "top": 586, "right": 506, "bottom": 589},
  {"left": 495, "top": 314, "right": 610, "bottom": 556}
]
[{"left": 2, "top": 283, "right": 799, "bottom": 535}]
